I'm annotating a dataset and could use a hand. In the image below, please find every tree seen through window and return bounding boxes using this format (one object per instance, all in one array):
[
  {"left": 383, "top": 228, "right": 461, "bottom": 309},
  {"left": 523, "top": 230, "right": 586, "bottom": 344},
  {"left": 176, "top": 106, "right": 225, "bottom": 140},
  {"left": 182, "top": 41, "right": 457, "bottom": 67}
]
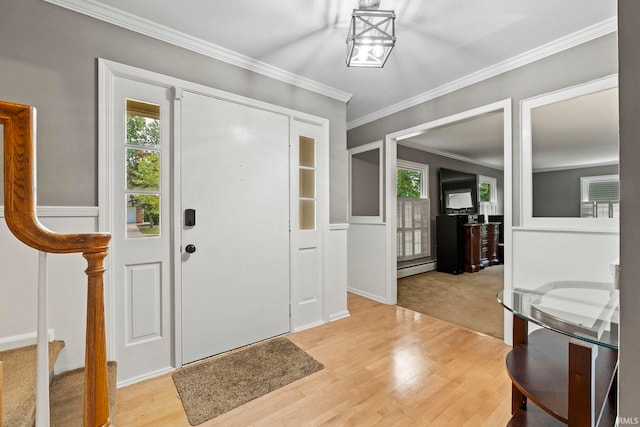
[
  {"left": 397, "top": 169, "right": 421, "bottom": 198},
  {"left": 126, "top": 111, "right": 161, "bottom": 236}
]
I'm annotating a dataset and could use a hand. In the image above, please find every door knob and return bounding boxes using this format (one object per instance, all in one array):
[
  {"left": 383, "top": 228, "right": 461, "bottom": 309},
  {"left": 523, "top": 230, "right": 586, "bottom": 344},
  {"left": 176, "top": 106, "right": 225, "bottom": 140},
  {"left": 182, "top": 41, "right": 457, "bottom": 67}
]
[{"left": 185, "top": 244, "right": 197, "bottom": 254}]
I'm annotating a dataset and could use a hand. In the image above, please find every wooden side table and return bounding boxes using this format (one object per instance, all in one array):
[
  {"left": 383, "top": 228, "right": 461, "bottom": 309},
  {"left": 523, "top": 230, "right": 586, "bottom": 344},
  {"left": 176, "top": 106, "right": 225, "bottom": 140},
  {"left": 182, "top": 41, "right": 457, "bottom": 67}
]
[{"left": 498, "top": 285, "right": 619, "bottom": 426}]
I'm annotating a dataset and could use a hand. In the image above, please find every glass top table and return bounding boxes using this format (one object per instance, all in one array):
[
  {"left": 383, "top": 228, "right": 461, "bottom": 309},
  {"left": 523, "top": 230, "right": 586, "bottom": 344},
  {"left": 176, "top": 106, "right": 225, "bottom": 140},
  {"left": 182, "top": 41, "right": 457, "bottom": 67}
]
[{"left": 498, "top": 280, "right": 619, "bottom": 349}]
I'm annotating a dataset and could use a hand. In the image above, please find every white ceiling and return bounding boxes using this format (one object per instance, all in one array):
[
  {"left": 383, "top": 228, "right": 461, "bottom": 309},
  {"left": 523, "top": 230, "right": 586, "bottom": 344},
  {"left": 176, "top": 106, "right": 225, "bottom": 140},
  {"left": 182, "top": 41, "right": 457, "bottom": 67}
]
[
  {"left": 401, "top": 111, "right": 505, "bottom": 169},
  {"left": 48, "top": 0, "right": 618, "bottom": 168}
]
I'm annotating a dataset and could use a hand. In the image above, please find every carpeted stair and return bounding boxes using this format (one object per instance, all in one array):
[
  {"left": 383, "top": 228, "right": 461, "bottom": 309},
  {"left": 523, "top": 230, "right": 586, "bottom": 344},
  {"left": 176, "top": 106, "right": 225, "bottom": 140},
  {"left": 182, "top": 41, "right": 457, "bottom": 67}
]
[
  {"left": 49, "top": 361, "right": 117, "bottom": 427},
  {"left": 0, "top": 342, "right": 117, "bottom": 426},
  {"left": 0, "top": 341, "right": 65, "bottom": 427}
]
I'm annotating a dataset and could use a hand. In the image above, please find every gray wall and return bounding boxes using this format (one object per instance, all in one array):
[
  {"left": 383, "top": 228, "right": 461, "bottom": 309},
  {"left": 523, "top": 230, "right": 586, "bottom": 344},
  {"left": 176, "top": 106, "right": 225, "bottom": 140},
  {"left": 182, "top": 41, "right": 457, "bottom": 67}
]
[
  {"left": 0, "top": 0, "right": 348, "bottom": 222},
  {"left": 618, "top": 0, "right": 640, "bottom": 419},
  {"left": 351, "top": 149, "right": 381, "bottom": 217},
  {"left": 532, "top": 164, "right": 619, "bottom": 217},
  {"left": 397, "top": 145, "right": 503, "bottom": 259},
  {"left": 347, "top": 32, "right": 618, "bottom": 227}
]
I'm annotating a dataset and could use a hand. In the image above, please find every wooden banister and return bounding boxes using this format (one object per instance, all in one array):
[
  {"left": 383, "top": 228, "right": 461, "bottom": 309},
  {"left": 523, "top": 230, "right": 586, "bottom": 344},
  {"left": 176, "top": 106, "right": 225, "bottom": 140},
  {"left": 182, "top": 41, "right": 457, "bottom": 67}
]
[{"left": 1, "top": 101, "right": 112, "bottom": 427}]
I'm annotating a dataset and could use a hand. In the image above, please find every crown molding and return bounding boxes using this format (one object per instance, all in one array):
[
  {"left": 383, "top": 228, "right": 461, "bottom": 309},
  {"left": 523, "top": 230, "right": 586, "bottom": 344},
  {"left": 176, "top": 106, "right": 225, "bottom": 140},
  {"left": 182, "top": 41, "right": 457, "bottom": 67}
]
[
  {"left": 399, "top": 141, "right": 504, "bottom": 171},
  {"left": 42, "top": 0, "right": 353, "bottom": 103},
  {"left": 347, "top": 17, "right": 618, "bottom": 130},
  {"left": 533, "top": 160, "right": 619, "bottom": 174}
]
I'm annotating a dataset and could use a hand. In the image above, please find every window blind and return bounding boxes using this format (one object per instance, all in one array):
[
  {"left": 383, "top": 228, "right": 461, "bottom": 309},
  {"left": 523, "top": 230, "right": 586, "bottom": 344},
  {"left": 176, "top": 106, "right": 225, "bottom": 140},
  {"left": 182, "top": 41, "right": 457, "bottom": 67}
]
[
  {"left": 587, "top": 180, "right": 620, "bottom": 202},
  {"left": 397, "top": 198, "right": 430, "bottom": 261}
]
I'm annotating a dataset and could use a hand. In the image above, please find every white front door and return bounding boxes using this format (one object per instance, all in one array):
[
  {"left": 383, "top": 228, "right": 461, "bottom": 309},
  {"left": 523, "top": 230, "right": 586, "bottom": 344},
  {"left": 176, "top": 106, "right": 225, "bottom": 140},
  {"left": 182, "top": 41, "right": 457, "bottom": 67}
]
[{"left": 180, "top": 91, "right": 291, "bottom": 364}]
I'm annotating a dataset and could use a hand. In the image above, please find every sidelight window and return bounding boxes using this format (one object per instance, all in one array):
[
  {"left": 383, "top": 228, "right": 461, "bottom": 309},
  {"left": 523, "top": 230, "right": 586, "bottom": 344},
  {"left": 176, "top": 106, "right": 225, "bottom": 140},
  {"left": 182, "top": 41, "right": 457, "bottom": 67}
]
[
  {"left": 299, "top": 135, "right": 316, "bottom": 230},
  {"left": 125, "top": 99, "right": 161, "bottom": 238}
]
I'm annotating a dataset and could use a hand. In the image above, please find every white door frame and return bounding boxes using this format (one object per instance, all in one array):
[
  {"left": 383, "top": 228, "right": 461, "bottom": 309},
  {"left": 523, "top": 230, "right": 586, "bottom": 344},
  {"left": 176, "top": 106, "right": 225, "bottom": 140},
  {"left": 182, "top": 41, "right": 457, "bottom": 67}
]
[
  {"left": 99, "top": 59, "right": 330, "bottom": 378},
  {"left": 383, "top": 99, "right": 513, "bottom": 344}
]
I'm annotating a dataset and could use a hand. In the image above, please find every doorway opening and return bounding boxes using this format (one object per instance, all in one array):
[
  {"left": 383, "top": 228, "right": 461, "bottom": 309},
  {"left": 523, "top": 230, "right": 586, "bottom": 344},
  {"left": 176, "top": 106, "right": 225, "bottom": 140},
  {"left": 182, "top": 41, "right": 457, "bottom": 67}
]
[{"left": 384, "top": 100, "right": 513, "bottom": 341}]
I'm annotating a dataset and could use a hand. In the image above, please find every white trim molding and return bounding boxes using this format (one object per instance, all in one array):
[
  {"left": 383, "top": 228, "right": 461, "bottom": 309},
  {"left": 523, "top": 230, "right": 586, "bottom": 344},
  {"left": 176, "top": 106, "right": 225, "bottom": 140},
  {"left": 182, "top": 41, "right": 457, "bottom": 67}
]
[
  {"left": 385, "top": 99, "right": 513, "bottom": 339},
  {"left": 0, "top": 329, "right": 56, "bottom": 351},
  {"left": 0, "top": 206, "right": 99, "bottom": 218},
  {"left": 520, "top": 74, "right": 619, "bottom": 232},
  {"left": 348, "top": 17, "right": 617, "bottom": 129},
  {"left": 43, "top": 0, "right": 352, "bottom": 103}
]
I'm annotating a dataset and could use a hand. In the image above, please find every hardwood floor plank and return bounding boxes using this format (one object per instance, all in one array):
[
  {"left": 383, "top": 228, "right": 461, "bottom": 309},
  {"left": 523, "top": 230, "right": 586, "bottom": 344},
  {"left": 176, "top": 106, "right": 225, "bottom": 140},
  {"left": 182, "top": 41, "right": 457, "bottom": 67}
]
[{"left": 115, "top": 293, "right": 512, "bottom": 426}]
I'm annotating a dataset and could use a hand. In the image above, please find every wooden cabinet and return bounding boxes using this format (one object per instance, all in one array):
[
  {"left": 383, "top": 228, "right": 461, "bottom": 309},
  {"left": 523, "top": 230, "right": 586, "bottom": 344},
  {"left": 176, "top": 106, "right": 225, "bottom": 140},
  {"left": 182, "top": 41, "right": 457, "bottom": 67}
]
[
  {"left": 463, "top": 222, "right": 500, "bottom": 273},
  {"left": 486, "top": 222, "right": 500, "bottom": 265},
  {"left": 463, "top": 224, "right": 484, "bottom": 273}
]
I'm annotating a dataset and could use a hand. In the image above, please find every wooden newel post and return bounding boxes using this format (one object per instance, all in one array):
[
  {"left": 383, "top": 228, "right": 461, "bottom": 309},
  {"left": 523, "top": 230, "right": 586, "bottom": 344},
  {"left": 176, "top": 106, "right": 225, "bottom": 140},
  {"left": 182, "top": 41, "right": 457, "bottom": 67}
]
[
  {"left": 83, "top": 250, "right": 111, "bottom": 427},
  {"left": 2, "top": 100, "right": 113, "bottom": 427}
]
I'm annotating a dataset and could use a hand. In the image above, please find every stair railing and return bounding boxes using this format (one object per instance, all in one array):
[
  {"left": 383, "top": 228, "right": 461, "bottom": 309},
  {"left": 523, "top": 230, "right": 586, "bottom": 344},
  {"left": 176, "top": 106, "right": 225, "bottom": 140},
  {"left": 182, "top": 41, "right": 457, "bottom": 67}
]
[{"left": 1, "top": 101, "right": 112, "bottom": 427}]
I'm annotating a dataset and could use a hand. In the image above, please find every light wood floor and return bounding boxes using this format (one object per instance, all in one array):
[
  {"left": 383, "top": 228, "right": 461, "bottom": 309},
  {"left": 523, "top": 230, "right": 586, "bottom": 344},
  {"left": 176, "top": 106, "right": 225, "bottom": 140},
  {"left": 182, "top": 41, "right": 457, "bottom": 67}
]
[{"left": 116, "top": 293, "right": 512, "bottom": 426}]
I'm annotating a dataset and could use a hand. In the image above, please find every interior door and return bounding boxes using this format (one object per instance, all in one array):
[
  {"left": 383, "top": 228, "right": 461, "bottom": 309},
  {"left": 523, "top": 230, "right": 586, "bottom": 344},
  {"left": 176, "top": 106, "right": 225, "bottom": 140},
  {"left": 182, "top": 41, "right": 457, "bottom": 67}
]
[{"left": 180, "top": 91, "right": 291, "bottom": 364}]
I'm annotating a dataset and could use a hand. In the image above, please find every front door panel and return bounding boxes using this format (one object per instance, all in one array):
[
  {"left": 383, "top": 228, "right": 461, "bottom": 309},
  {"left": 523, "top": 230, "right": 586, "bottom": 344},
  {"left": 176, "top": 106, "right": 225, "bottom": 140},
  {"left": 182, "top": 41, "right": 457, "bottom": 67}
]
[{"left": 180, "top": 91, "right": 290, "bottom": 364}]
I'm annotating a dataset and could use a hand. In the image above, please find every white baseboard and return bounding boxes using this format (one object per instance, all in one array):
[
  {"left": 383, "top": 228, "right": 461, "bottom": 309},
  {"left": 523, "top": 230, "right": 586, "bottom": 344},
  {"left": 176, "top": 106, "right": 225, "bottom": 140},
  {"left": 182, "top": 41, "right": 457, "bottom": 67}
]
[
  {"left": 397, "top": 262, "right": 437, "bottom": 279},
  {"left": 347, "top": 288, "right": 388, "bottom": 304},
  {"left": 116, "top": 365, "right": 175, "bottom": 388},
  {"left": 329, "top": 310, "right": 351, "bottom": 322},
  {"left": 0, "top": 329, "right": 56, "bottom": 351},
  {"left": 292, "top": 320, "right": 326, "bottom": 333}
]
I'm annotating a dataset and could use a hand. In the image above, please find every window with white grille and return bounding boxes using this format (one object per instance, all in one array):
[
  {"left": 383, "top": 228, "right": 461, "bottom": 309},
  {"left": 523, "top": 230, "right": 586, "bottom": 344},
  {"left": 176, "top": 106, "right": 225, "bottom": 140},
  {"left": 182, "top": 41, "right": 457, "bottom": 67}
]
[
  {"left": 479, "top": 175, "right": 498, "bottom": 217},
  {"left": 396, "top": 160, "right": 430, "bottom": 261}
]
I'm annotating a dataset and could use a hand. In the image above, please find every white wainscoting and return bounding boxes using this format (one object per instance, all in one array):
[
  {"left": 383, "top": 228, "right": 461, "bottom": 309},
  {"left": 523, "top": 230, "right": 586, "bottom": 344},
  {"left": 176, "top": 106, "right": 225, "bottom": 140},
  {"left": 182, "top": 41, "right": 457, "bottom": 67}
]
[
  {"left": 347, "top": 223, "right": 389, "bottom": 303},
  {"left": 512, "top": 228, "right": 619, "bottom": 287},
  {"left": 509, "top": 227, "right": 619, "bottom": 345},
  {"left": 0, "top": 207, "right": 352, "bottom": 376},
  {"left": 326, "top": 224, "right": 350, "bottom": 322},
  {"left": 0, "top": 207, "right": 99, "bottom": 373}
]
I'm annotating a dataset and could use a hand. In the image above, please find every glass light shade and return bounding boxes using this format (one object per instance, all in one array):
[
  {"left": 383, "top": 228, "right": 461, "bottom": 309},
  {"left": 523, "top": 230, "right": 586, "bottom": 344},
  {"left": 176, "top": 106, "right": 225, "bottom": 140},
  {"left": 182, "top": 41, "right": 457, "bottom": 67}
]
[{"left": 346, "top": 9, "right": 396, "bottom": 67}]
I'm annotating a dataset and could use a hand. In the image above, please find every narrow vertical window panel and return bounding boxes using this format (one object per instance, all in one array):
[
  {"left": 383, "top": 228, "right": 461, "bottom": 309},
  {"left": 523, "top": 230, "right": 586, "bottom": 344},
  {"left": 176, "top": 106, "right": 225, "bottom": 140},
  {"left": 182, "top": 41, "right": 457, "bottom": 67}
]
[
  {"left": 126, "top": 148, "right": 160, "bottom": 190},
  {"left": 126, "top": 194, "right": 160, "bottom": 238},
  {"left": 300, "top": 200, "right": 315, "bottom": 230},
  {"left": 299, "top": 169, "right": 315, "bottom": 198},
  {"left": 299, "top": 136, "right": 315, "bottom": 168},
  {"left": 125, "top": 99, "right": 162, "bottom": 240}
]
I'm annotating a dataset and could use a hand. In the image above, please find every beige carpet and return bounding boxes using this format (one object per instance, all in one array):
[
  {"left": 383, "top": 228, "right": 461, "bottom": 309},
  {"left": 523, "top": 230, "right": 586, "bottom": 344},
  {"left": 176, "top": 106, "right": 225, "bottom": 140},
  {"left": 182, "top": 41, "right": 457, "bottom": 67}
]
[
  {"left": 0, "top": 340, "right": 65, "bottom": 427},
  {"left": 398, "top": 265, "right": 504, "bottom": 339},
  {"left": 49, "top": 361, "right": 118, "bottom": 427},
  {"left": 172, "top": 337, "right": 324, "bottom": 426}
]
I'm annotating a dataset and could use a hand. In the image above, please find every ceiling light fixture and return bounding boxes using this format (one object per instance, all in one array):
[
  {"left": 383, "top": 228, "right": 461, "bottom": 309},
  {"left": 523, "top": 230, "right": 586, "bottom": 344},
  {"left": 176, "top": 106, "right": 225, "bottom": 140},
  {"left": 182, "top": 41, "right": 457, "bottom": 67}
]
[{"left": 346, "top": 0, "right": 396, "bottom": 68}]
